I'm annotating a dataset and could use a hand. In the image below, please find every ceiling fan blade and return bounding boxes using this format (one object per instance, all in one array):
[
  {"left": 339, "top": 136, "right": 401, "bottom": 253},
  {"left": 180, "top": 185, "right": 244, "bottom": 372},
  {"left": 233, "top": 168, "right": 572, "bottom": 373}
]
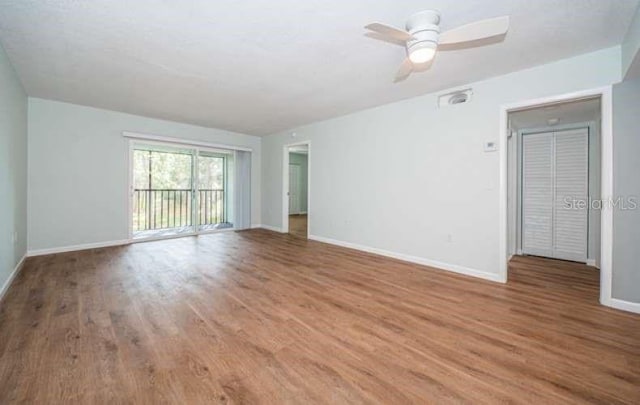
[
  {"left": 438, "top": 16, "right": 509, "bottom": 45},
  {"left": 394, "top": 58, "right": 414, "bottom": 82},
  {"left": 365, "top": 22, "right": 414, "bottom": 42},
  {"left": 364, "top": 31, "right": 407, "bottom": 47}
]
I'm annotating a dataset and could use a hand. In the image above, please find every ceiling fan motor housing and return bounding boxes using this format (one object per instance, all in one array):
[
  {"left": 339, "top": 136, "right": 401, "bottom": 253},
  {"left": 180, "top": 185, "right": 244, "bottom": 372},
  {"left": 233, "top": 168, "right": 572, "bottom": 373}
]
[{"left": 406, "top": 10, "right": 441, "bottom": 54}]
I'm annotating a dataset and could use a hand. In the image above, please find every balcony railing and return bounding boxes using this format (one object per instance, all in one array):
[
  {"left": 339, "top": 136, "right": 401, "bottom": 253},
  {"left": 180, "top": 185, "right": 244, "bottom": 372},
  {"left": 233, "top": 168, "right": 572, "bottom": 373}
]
[{"left": 133, "top": 188, "right": 225, "bottom": 232}]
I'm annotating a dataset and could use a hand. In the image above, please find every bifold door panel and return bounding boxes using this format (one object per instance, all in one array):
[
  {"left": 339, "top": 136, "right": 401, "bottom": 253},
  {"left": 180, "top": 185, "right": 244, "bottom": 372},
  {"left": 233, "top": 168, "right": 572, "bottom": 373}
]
[
  {"left": 522, "top": 133, "right": 554, "bottom": 257},
  {"left": 553, "top": 129, "right": 589, "bottom": 261},
  {"left": 521, "top": 128, "right": 588, "bottom": 262}
]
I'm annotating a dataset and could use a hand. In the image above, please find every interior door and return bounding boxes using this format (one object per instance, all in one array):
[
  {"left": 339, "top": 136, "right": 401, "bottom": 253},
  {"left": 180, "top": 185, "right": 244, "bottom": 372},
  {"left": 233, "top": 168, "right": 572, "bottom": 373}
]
[
  {"left": 521, "top": 128, "right": 588, "bottom": 262},
  {"left": 522, "top": 132, "right": 554, "bottom": 257},
  {"left": 289, "top": 164, "right": 301, "bottom": 214},
  {"left": 553, "top": 128, "right": 588, "bottom": 261}
]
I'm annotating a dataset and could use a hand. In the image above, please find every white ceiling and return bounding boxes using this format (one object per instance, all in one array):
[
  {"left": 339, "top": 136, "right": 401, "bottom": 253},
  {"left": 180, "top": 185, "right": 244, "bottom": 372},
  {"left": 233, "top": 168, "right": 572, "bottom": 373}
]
[
  {"left": 510, "top": 98, "right": 601, "bottom": 130},
  {"left": 0, "top": 1, "right": 637, "bottom": 136}
]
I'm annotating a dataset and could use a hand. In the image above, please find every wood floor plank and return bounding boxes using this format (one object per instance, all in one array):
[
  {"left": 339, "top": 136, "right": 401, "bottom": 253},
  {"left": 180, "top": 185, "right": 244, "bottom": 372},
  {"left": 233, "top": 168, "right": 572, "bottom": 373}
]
[
  {"left": 288, "top": 214, "right": 307, "bottom": 239},
  {"left": 0, "top": 229, "right": 638, "bottom": 404}
]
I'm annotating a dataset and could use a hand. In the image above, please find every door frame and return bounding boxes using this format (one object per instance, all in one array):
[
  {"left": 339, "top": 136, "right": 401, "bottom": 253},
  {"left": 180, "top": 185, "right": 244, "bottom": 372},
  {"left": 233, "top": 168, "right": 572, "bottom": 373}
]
[
  {"left": 282, "top": 141, "right": 311, "bottom": 238},
  {"left": 499, "top": 86, "right": 613, "bottom": 307}
]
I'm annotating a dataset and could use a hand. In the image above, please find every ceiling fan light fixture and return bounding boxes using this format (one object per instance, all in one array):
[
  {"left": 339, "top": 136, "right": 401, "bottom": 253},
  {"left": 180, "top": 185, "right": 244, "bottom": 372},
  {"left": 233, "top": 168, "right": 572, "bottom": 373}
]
[
  {"left": 408, "top": 42, "right": 436, "bottom": 64},
  {"left": 365, "top": 10, "right": 509, "bottom": 81}
]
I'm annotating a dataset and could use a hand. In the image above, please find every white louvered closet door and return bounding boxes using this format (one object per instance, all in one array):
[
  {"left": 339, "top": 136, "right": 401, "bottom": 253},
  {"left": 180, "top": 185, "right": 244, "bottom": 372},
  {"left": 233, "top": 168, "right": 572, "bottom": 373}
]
[
  {"left": 553, "top": 128, "right": 588, "bottom": 261},
  {"left": 522, "top": 133, "right": 554, "bottom": 258},
  {"left": 521, "top": 129, "right": 588, "bottom": 262}
]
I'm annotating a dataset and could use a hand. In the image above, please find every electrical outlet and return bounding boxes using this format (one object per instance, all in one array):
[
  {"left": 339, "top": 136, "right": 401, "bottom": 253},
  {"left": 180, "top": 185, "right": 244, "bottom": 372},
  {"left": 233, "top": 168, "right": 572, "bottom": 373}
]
[
  {"left": 12, "top": 231, "right": 18, "bottom": 245},
  {"left": 447, "top": 234, "right": 453, "bottom": 243}
]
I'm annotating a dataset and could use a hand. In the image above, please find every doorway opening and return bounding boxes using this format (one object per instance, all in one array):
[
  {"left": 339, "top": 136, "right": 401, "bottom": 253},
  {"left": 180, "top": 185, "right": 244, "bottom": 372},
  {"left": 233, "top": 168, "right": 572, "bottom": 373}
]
[
  {"left": 283, "top": 142, "right": 310, "bottom": 238},
  {"left": 504, "top": 92, "right": 610, "bottom": 302}
]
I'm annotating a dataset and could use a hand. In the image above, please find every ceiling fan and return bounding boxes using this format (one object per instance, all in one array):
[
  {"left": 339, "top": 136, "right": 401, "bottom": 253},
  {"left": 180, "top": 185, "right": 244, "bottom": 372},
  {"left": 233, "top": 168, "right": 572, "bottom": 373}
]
[{"left": 365, "top": 10, "right": 509, "bottom": 82}]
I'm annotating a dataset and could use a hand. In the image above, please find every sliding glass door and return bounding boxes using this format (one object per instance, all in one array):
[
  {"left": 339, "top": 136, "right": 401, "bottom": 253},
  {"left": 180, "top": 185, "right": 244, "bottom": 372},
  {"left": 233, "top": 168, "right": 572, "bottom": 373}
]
[
  {"left": 131, "top": 143, "right": 236, "bottom": 240},
  {"left": 132, "top": 145, "right": 195, "bottom": 238},
  {"left": 197, "top": 150, "right": 233, "bottom": 232}
]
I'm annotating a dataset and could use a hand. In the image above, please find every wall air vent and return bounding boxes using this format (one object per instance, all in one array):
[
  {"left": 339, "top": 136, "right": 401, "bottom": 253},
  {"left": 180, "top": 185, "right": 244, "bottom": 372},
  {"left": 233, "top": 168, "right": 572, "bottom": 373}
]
[{"left": 438, "top": 88, "right": 473, "bottom": 108}]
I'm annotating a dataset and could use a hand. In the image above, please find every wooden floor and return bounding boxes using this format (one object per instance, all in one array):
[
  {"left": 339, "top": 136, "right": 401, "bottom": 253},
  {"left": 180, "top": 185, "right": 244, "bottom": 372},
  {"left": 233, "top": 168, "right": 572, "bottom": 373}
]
[
  {"left": 0, "top": 230, "right": 638, "bottom": 404},
  {"left": 288, "top": 214, "right": 307, "bottom": 238}
]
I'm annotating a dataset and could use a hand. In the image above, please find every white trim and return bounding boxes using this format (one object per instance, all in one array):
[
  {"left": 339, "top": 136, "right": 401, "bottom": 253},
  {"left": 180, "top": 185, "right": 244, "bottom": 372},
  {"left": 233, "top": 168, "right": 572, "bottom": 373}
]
[
  {"left": 586, "top": 259, "right": 598, "bottom": 267},
  {"left": 122, "top": 131, "right": 253, "bottom": 152},
  {"left": 128, "top": 140, "right": 134, "bottom": 240},
  {"left": 606, "top": 298, "right": 640, "bottom": 314},
  {"left": 27, "top": 240, "right": 130, "bottom": 257},
  {"left": 283, "top": 141, "right": 311, "bottom": 238},
  {"left": 499, "top": 86, "right": 614, "bottom": 306},
  {"left": 0, "top": 254, "right": 26, "bottom": 303},
  {"left": 309, "top": 234, "right": 504, "bottom": 283},
  {"left": 282, "top": 148, "right": 289, "bottom": 232},
  {"left": 499, "top": 100, "right": 510, "bottom": 283},
  {"left": 306, "top": 143, "right": 311, "bottom": 239},
  {"left": 599, "top": 86, "right": 614, "bottom": 307}
]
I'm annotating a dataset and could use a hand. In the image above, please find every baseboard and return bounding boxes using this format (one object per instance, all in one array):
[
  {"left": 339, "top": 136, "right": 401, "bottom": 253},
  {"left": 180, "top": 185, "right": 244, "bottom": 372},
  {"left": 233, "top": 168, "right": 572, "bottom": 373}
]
[
  {"left": 257, "top": 224, "right": 286, "bottom": 233},
  {"left": 27, "top": 239, "right": 130, "bottom": 257},
  {"left": 308, "top": 234, "right": 505, "bottom": 283},
  {"left": 0, "top": 254, "right": 26, "bottom": 303},
  {"left": 605, "top": 298, "right": 640, "bottom": 314}
]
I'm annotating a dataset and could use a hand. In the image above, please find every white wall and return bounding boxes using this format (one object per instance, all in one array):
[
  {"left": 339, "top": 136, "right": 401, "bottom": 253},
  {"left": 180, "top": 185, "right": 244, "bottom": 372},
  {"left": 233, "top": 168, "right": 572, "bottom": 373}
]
[
  {"left": 0, "top": 42, "right": 27, "bottom": 295},
  {"left": 28, "top": 98, "right": 262, "bottom": 252},
  {"left": 622, "top": 3, "right": 640, "bottom": 79},
  {"left": 612, "top": 77, "right": 640, "bottom": 303},
  {"left": 261, "top": 47, "right": 621, "bottom": 281},
  {"left": 588, "top": 121, "right": 602, "bottom": 267}
]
